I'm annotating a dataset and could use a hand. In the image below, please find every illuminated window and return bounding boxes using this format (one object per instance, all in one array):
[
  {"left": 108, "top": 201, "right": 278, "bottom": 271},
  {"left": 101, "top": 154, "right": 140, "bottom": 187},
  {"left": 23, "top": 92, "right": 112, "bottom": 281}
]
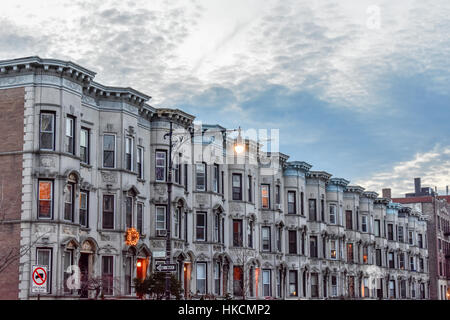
[
  {"left": 261, "top": 184, "right": 270, "bottom": 209},
  {"left": 38, "top": 180, "right": 53, "bottom": 219},
  {"left": 363, "top": 246, "right": 368, "bottom": 264},
  {"left": 330, "top": 240, "right": 337, "bottom": 260},
  {"left": 289, "top": 270, "right": 298, "bottom": 296},
  {"left": 347, "top": 243, "right": 353, "bottom": 263}
]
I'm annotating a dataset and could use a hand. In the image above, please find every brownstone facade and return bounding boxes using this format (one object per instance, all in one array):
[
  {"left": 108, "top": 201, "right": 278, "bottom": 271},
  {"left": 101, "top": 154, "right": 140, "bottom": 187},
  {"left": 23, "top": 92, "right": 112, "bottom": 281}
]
[{"left": 0, "top": 87, "right": 25, "bottom": 299}]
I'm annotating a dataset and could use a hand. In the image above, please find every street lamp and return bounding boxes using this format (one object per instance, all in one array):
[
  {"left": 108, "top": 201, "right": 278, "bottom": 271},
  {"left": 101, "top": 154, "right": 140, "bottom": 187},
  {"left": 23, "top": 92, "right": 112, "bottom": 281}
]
[{"left": 162, "top": 121, "right": 245, "bottom": 300}]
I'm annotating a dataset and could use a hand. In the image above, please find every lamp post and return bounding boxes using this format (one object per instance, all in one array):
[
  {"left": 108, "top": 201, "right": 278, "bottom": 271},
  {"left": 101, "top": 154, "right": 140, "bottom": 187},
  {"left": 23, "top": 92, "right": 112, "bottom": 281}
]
[{"left": 163, "top": 122, "right": 245, "bottom": 300}]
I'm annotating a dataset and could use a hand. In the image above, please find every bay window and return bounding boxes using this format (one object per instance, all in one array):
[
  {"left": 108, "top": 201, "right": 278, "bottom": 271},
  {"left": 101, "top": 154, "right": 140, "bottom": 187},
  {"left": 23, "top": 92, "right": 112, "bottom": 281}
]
[{"left": 39, "top": 112, "right": 55, "bottom": 150}]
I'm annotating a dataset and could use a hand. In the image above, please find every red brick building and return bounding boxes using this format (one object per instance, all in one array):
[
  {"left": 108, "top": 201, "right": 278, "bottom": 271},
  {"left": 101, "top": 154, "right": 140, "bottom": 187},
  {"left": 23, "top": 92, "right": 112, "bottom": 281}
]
[{"left": 392, "top": 179, "right": 450, "bottom": 300}]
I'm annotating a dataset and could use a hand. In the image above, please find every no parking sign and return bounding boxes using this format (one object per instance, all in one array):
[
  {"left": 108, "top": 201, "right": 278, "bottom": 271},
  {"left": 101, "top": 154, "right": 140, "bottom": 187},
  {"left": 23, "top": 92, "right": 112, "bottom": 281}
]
[{"left": 31, "top": 265, "right": 48, "bottom": 293}]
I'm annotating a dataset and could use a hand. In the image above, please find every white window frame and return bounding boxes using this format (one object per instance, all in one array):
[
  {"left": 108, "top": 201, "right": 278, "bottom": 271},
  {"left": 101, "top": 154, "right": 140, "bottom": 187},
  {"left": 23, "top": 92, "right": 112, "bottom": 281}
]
[
  {"left": 196, "top": 262, "right": 207, "bottom": 294},
  {"left": 196, "top": 163, "right": 206, "bottom": 191},
  {"left": 125, "top": 137, "right": 133, "bottom": 171},
  {"left": 262, "top": 269, "right": 271, "bottom": 297},
  {"left": 36, "top": 248, "right": 52, "bottom": 293},
  {"left": 155, "top": 150, "right": 167, "bottom": 182},
  {"left": 39, "top": 112, "right": 55, "bottom": 151},
  {"left": 156, "top": 206, "right": 166, "bottom": 231},
  {"left": 103, "top": 134, "right": 116, "bottom": 168},
  {"left": 137, "top": 146, "right": 144, "bottom": 179}
]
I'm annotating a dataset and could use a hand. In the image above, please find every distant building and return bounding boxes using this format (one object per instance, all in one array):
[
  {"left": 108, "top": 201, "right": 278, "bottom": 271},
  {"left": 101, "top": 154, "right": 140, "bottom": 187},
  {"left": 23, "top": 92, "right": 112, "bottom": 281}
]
[{"left": 392, "top": 178, "right": 450, "bottom": 300}]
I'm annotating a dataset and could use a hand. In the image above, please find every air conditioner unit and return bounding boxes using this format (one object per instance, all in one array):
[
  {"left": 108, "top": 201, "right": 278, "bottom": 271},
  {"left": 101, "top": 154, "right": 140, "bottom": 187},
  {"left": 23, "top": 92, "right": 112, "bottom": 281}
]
[{"left": 157, "top": 229, "right": 167, "bottom": 237}]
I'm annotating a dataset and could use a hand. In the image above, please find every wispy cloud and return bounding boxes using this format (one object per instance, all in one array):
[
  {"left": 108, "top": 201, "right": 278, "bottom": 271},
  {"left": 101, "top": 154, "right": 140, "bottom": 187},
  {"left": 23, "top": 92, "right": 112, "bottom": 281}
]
[{"left": 355, "top": 145, "right": 450, "bottom": 197}]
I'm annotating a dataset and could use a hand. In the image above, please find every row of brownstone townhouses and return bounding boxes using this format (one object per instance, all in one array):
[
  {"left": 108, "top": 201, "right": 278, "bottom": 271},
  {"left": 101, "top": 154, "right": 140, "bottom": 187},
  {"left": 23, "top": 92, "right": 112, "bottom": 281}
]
[{"left": 0, "top": 56, "right": 430, "bottom": 300}]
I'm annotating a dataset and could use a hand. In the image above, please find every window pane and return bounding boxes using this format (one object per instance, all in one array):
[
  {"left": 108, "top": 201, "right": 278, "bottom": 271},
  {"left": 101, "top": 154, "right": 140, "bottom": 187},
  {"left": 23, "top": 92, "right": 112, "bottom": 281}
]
[{"left": 39, "top": 181, "right": 52, "bottom": 218}]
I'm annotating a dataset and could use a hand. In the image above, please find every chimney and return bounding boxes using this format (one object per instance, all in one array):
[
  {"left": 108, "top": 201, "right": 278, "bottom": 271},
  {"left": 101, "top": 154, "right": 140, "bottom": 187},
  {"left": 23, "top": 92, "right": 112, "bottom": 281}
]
[
  {"left": 414, "top": 178, "right": 421, "bottom": 195},
  {"left": 382, "top": 188, "right": 391, "bottom": 199}
]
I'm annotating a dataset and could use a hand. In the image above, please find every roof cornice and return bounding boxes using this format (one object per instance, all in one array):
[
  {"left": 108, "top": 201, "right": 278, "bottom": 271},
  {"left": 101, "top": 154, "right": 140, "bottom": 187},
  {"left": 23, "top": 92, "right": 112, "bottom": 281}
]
[
  {"left": 306, "top": 170, "right": 332, "bottom": 181},
  {"left": 345, "top": 185, "right": 365, "bottom": 194}
]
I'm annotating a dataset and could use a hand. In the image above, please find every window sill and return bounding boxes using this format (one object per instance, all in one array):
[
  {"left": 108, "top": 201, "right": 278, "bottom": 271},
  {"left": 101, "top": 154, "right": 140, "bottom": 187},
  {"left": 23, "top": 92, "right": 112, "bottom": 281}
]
[{"left": 81, "top": 163, "right": 92, "bottom": 168}]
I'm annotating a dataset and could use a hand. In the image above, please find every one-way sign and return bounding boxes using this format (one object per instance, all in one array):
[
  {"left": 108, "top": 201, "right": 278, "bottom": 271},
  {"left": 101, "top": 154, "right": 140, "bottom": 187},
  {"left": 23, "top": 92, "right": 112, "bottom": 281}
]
[{"left": 155, "top": 263, "right": 177, "bottom": 272}]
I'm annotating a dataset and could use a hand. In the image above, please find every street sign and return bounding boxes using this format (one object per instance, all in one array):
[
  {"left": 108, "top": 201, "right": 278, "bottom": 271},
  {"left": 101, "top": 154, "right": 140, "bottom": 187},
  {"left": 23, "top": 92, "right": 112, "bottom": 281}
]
[
  {"left": 31, "top": 265, "right": 48, "bottom": 293},
  {"left": 155, "top": 263, "right": 177, "bottom": 272}
]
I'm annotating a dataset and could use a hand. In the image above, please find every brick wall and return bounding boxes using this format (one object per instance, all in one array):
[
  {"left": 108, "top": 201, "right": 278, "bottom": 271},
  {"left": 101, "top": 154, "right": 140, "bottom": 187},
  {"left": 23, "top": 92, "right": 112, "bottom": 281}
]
[{"left": 0, "top": 87, "right": 25, "bottom": 299}]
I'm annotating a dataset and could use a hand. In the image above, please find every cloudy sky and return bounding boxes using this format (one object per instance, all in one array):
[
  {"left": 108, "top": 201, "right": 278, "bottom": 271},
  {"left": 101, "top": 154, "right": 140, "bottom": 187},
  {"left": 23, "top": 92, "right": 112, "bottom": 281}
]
[{"left": 1, "top": 0, "right": 449, "bottom": 196}]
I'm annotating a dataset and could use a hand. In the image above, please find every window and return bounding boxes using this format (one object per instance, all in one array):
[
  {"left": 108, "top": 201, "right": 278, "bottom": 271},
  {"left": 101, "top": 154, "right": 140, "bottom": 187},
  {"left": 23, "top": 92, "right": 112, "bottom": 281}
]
[
  {"left": 184, "top": 164, "right": 188, "bottom": 190},
  {"left": 263, "top": 270, "right": 271, "bottom": 297},
  {"left": 156, "top": 206, "right": 166, "bottom": 231},
  {"left": 388, "top": 252, "right": 395, "bottom": 268},
  {"left": 262, "top": 227, "right": 271, "bottom": 251},
  {"left": 155, "top": 151, "right": 167, "bottom": 182},
  {"left": 40, "top": 112, "right": 55, "bottom": 150},
  {"left": 196, "top": 163, "right": 206, "bottom": 191},
  {"left": 137, "top": 147, "right": 144, "bottom": 179},
  {"left": 409, "top": 231, "right": 414, "bottom": 245},
  {"left": 65, "top": 116, "right": 75, "bottom": 154},
  {"left": 196, "top": 263, "right": 207, "bottom": 294},
  {"left": 310, "top": 236, "right": 318, "bottom": 258},
  {"left": 174, "top": 154, "right": 181, "bottom": 184},
  {"left": 419, "top": 258, "right": 424, "bottom": 272},
  {"left": 376, "top": 249, "right": 382, "bottom": 266},
  {"left": 398, "top": 226, "right": 404, "bottom": 242},
  {"left": 63, "top": 250, "right": 73, "bottom": 294},
  {"left": 125, "top": 196, "right": 133, "bottom": 228},
  {"left": 174, "top": 206, "right": 182, "bottom": 239},
  {"left": 137, "top": 203, "right": 143, "bottom": 234},
  {"left": 289, "top": 270, "right": 298, "bottom": 296},
  {"left": 64, "top": 183, "right": 74, "bottom": 221},
  {"left": 321, "top": 199, "right": 325, "bottom": 221},
  {"left": 309, "top": 199, "right": 316, "bottom": 221},
  {"left": 329, "top": 205, "right": 336, "bottom": 224},
  {"left": 261, "top": 184, "right": 270, "bottom": 209},
  {"left": 276, "top": 227, "right": 282, "bottom": 251},
  {"left": 102, "top": 195, "right": 114, "bottom": 229},
  {"left": 196, "top": 212, "right": 206, "bottom": 241},
  {"left": 300, "top": 192, "right": 304, "bottom": 215},
  {"left": 311, "top": 273, "right": 319, "bottom": 298},
  {"left": 125, "top": 137, "right": 133, "bottom": 171},
  {"left": 418, "top": 234, "right": 423, "bottom": 248},
  {"left": 214, "top": 262, "right": 221, "bottom": 295},
  {"left": 389, "top": 280, "right": 396, "bottom": 298},
  {"left": 37, "top": 248, "right": 52, "bottom": 293},
  {"left": 361, "top": 216, "right": 368, "bottom": 232},
  {"left": 233, "top": 220, "right": 243, "bottom": 247},
  {"left": 400, "top": 280, "right": 407, "bottom": 299},
  {"left": 331, "top": 275, "right": 338, "bottom": 297},
  {"left": 247, "top": 221, "right": 254, "bottom": 248},
  {"left": 277, "top": 270, "right": 282, "bottom": 298},
  {"left": 410, "top": 256, "right": 415, "bottom": 271},
  {"left": 363, "top": 246, "right": 368, "bottom": 264},
  {"left": 287, "top": 191, "right": 296, "bottom": 214},
  {"left": 103, "top": 135, "right": 115, "bottom": 168},
  {"left": 213, "top": 164, "right": 219, "bottom": 193},
  {"left": 233, "top": 266, "right": 243, "bottom": 296},
  {"left": 347, "top": 243, "right": 353, "bottom": 263},
  {"left": 275, "top": 185, "right": 280, "bottom": 205},
  {"left": 38, "top": 180, "right": 53, "bottom": 219},
  {"left": 79, "top": 190, "right": 88, "bottom": 227},
  {"left": 214, "top": 213, "right": 220, "bottom": 243},
  {"left": 288, "top": 230, "right": 297, "bottom": 254},
  {"left": 348, "top": 276, "right": 355, "bottom": 298},
  {"left": 247, "top": 175, "right": 252, "bottom": 202},
  {"left": 345, "top": 211, "right": 353, "bottom": 230},
  {"left": 387, "top": 224, "right": 394, "bottom": 240},
  {"left": 374, "top": 219, "right": 381, "bottom": 237},
  {"left": 399, "top": 252, "right": 405, "bottom": 269},
  {"left": 232, "top": 174, "right": 242, "bottom": 200},
  {"left": 330, "top": 240, "right": 337, "bottom": 260},
  {"left": 80, "top": 128, "right": 89, "bottom": 164},
  {"left": 362, "top": 278, "right": 369, "bottom": 298},
  {"left": 102, "top": 256, "right": 114, "bottom": 295}
]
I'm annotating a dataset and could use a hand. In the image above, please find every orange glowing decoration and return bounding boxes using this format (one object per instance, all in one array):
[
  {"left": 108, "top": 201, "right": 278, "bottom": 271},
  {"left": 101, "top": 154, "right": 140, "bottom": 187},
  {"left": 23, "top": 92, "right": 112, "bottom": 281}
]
[
  {"left": 125, "top": 227, "right": 140, "bottom": 246},
  {"left": 136, "top": 261, "right": 142, "bottom": 267}
]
